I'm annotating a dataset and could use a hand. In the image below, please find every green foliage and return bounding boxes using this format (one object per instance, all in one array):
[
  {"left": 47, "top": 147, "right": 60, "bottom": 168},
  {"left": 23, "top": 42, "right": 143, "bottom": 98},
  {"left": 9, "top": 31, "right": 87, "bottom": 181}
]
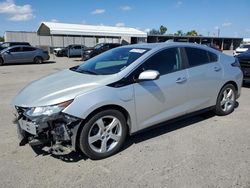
[
  {"left": 186, "top": 30, "right": 198, "bottom": 36},
  {"left": 0, "top": 36, "right": 4, "bottom": 42},
  {"left": 149, "top": 25, "right": 168, "bottom": 35},
  {"left": 174, "top": 30, "right": 184, "bottom": 36},
  {"left": 159, "top": 25, "right": 167, "bottom": 35},
  {"left": 149, "top": 29, "right": 161, "bottom": 35}
]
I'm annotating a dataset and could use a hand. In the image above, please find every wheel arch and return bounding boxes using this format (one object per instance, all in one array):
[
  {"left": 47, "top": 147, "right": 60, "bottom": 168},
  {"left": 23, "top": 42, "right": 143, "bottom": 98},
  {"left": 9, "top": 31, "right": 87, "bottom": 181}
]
[
  {"left": 222, "top": 80, "right": 238, "bottom": 93},
  {"left": 73, "top": 104, "right": 132, "bottom": 151}
]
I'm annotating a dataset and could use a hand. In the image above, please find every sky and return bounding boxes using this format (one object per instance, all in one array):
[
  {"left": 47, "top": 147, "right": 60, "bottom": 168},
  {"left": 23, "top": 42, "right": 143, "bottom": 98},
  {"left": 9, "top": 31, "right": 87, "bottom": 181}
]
[{"left": 0, "top": 0, "right": 250, "bottom": 38}]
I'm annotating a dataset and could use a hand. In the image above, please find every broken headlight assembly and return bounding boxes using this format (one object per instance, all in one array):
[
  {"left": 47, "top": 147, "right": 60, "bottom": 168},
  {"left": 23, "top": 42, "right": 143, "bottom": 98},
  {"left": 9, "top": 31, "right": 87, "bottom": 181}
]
[{"left": 25, "top": 100, "right": 73, "bottom": 117}]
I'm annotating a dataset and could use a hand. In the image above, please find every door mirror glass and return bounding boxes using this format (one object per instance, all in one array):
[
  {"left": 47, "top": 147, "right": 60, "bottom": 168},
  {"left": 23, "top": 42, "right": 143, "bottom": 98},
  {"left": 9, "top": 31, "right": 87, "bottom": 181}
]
[{"left": 138, "top": 70, "right": 160, "bottom": 81}]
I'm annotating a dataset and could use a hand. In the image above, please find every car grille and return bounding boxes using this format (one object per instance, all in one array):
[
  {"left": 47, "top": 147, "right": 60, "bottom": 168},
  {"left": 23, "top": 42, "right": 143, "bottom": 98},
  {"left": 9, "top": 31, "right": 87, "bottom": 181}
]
[
  {"left": 239, "top": 59, "right": 250, "bottom": 68},
  {"left": 239, "top": 58, "right": 250, "bottom": 78}
]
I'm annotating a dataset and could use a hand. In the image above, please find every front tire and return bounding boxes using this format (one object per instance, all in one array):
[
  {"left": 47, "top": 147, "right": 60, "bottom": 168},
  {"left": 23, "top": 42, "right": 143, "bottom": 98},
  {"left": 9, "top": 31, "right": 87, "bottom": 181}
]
[
  {"left": 79, "top": 109, "right": 127, "bottom": 160},
  {"left": 214, "top": 84, "right": 236, "bottom": 116}
]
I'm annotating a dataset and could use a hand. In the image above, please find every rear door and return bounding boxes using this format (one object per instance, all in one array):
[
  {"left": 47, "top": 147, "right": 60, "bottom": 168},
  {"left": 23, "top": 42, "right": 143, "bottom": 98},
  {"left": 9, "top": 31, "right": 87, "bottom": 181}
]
[
  {"left": 22, "top": 47, "right": 37, "bottom": 62},
  {"left": 183, "top": 47, "right": 223, "bottom": 112},
  {"left": 133, "top": 47, "right": 189, "bottom": 130}
]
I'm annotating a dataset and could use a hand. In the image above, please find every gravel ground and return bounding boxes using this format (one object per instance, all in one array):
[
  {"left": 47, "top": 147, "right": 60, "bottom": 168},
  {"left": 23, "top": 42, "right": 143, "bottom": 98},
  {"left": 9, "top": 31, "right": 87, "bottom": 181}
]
[{"left": 0, "top": 55, "right": 250, "bottom": 188}]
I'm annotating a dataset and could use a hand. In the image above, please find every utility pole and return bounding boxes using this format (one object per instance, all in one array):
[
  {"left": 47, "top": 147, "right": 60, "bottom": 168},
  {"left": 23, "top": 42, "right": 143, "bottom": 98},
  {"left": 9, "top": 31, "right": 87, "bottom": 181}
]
[{"left": 218, "top": 28, "right": 220, "bottom": 37}]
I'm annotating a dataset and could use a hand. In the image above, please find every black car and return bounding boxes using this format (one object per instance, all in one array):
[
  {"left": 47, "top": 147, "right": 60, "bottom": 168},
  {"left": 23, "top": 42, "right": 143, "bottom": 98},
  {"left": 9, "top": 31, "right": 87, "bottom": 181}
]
[
  {"left": 82, "top": 43, "right": 121, "bottom": 60},
  {"left": 236, "top": 49, "right": 250, "bottom": 82},
  {"left": 0, "top": 42, "right": 31, "bottom": 51}
]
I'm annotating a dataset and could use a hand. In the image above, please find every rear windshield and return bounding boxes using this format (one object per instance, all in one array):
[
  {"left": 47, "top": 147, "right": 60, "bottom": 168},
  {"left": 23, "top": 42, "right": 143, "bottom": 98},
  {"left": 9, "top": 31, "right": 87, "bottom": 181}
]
[{"left": 70, "top": 47, "right": 149, "bottom": 75}]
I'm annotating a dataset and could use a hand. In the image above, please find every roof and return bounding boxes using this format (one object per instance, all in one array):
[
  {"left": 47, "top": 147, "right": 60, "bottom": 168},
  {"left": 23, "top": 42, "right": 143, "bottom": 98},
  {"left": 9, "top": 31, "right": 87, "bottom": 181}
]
[
  {"left": 148, "top": 34, "right": 243, "bottom": 40},
  {"left": 37, "top": 22, "right": 147, "bottom": 38}
]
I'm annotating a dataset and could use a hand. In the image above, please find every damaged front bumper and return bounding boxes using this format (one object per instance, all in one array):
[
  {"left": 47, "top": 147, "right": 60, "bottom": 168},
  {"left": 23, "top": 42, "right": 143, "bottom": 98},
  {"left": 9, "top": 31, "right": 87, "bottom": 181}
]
[{"left": 14, "top": 106, "right": 82, "bottom": 151}]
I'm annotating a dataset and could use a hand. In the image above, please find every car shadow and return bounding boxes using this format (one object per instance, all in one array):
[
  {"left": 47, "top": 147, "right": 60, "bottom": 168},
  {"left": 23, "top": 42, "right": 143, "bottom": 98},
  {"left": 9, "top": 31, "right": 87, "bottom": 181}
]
[
  {"left": 3, "top": 61, "right": 56, "bottom": 66},
  {"left": 122, "top": 110, "right": 216, "bottom": 151},
  {"left": 30, "top": 110, "right": 218, "bottom": 162}
]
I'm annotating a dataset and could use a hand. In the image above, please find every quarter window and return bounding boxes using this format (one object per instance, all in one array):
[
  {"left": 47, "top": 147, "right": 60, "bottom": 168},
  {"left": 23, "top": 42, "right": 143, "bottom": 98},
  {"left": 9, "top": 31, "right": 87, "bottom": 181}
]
[{"left": 140, "top": 48, "right": 182, "bottom": 75}]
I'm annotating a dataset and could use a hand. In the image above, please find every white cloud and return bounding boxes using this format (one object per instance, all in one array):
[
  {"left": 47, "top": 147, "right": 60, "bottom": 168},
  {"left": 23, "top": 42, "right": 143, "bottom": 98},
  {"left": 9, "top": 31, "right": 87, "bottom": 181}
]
[
  {"left": 144, "top": 28, "right": 151, "bottom": 33},
  {"left": 222, "top": 22, "right": 232, "bottom": 27},
  {"left": 91, "top": 9, "right": 105, "bottom": 15},
  {"left": 176, "top": 1, "right": 183, "bottom": 7},
  {"left": 120, "top": 5, "right": 132, "bottom": 11},
  {"left": 50, "top": 19, "right": 59, "bottom": 23},
  {"left": 0, "top": 0, "right": 34, "bottom": 21},
  {"left": 214, "top": 26, "right": 219, "bottom": 30},
  {"left": 115, "top": 22, "right": 125, "bottom": 27}
]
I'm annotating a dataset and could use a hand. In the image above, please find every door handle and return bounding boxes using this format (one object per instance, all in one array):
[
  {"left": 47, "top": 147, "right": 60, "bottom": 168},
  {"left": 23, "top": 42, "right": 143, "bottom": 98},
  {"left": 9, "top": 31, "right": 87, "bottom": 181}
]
[
  {"left": 176, "top": 77, "right": 187, "bottom": 83},
  {"left": 214, "top": 66, "right": 221, "bottom": 72}
]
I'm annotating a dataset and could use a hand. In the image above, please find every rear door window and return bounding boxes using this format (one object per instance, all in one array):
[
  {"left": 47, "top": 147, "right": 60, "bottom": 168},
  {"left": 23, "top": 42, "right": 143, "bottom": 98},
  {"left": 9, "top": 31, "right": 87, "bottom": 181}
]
[
  {"left": 22, "top": 47, "right": 36, "bottom": 51},
  {"left": 185, "top": 47, "right": 210, "bottom": 67}
]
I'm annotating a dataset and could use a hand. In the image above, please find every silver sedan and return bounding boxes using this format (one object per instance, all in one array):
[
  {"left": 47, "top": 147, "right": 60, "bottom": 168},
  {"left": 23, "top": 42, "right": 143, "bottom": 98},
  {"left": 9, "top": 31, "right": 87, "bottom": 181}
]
[
  {"left": 12, "top": 42, "right": 243, "bottom": 159},
  {"left": 0, "top": 45, "right": 50, "bottom": 65}
]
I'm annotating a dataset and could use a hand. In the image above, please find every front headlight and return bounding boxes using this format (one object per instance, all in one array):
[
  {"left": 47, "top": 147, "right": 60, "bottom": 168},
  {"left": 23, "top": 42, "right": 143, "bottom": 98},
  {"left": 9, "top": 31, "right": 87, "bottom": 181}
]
[{"left": 26, "top": 100, "right": 73, "bottom": 117}]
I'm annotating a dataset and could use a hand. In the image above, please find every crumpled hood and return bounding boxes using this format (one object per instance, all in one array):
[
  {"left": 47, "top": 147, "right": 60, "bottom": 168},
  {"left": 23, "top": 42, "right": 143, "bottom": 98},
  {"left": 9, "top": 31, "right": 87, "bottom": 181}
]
[{"left": 12, "top": 69, "right": 117, "bottom": 107}]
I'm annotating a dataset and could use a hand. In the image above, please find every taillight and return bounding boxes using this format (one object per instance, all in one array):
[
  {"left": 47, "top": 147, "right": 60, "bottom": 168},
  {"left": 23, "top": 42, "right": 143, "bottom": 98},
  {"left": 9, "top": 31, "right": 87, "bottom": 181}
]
[{"left": 231, "top": 58, "right": 240, "bottom": 68}]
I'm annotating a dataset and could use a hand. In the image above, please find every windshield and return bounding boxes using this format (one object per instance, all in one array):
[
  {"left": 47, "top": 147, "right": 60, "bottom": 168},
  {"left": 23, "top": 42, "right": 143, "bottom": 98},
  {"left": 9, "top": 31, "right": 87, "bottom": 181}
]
[
  {"left": 70, "top": 47, "right": 149, "bottom": 75},
  {"left": 240, "top": 44, "right": 250, "bottom": 48},
  {"left": 0, "top": 43, "right": 9, "bottom": 49},
  {"left": 94, "top": 43, "right": 104, "bottom": 50}
]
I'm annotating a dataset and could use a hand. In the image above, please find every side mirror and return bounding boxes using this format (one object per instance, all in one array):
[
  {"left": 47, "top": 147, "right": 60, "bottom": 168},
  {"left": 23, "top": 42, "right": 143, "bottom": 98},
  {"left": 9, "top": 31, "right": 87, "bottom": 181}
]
[
  {"left": 138, "top": 70, "right": 160, "bottom": 81},
  {"left": 6, "top": 50, "right": 10, "bottom": 54}
]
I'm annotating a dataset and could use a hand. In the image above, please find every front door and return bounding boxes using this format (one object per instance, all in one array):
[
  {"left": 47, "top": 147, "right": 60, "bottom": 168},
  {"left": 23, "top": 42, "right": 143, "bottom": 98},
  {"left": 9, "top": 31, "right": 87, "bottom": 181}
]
[{"left": 133, "top": 47, "right": 189, "bottom": 130}]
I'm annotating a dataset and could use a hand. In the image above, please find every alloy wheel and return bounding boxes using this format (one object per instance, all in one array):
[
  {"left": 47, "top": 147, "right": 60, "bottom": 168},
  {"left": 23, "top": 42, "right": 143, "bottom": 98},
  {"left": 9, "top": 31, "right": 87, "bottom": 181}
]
[{"left": 88, "top": 116, "right": 122, "bottom": 153}]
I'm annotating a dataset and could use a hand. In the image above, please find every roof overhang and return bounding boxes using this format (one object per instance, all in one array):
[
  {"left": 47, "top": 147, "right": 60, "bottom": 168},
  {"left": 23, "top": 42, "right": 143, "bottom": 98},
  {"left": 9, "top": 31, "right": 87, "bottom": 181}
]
[{"left": 37, "top": 22, "right": 147, "bottom": 38}]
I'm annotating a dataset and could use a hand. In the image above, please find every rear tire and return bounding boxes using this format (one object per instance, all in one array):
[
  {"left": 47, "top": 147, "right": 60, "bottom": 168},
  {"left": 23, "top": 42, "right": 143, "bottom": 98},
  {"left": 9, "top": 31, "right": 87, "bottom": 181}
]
[
  {"left": 0, "top": 58, "right": 4, "bottom": 66},
  {"left": 214, "top": 84, "right": 236, "bottom": 116},
  {"left": 79, "top": 109, "right": 127, "bottom": 160},
  {"left": 34, "top": 56, "right": 43, "bottom": 64}
]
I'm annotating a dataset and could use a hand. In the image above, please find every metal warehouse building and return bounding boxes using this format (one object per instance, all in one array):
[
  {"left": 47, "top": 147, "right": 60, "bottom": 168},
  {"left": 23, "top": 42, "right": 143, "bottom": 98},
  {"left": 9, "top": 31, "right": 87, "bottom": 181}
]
[
  {"left": 4, "top": 21, "right": 243, "bottom": 51},
  {"left": 4, "top": 22, "right": 147, "bottom": 50}
]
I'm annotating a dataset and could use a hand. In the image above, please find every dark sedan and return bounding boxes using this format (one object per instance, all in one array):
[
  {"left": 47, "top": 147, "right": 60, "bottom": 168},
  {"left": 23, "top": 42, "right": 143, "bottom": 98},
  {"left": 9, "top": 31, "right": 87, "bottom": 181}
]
[
  {"left": 236, "top": 49, "right": 250, "bottom": 82},
  {"left": 82, "top": 43, "right": 121, "bottom": 61}
]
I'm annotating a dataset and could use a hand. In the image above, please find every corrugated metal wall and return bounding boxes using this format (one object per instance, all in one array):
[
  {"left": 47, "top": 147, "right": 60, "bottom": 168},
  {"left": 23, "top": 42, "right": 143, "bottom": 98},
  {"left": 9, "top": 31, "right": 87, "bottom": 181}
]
[{"left": 4, "top": 31, "right": 121, "bottom": 49}]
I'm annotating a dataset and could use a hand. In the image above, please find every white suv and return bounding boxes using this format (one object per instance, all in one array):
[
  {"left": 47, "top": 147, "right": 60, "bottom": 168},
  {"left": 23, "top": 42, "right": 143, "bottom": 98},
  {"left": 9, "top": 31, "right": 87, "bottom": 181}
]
[{"left": 233, "top": 44, "right": 250, "bottom": 56}]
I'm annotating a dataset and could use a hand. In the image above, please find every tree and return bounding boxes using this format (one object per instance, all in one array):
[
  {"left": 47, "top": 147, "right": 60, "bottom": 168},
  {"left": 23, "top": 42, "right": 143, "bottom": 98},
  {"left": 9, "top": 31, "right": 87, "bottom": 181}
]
[
  {"left": 174, "top": 30, "right": 184, "bottom": 36},
  {"left": 186, "top": 30, "right": 198, "bottom": 36},
  {"left": 159, "top": 25, "right": 167, "bottom": 35},
  {"left": 0, "top": 36, "right": 4, "bottom": 42},
  {"left": 149, "top": 29, "right": 161, "bottom": 35}
]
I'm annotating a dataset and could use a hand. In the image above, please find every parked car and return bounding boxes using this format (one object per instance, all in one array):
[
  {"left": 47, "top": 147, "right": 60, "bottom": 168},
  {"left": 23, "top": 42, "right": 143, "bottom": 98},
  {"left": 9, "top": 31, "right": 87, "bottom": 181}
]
[
  {"left": 54, "top": 45, "right": 87, "bottom": 57},
  {"left": 0, "top": 45, "right": 49, "bottom": 65},
  {"left": 0, "top": 42, "right": 30, "bottom": 51},
  {"left": 82, "top": 43, "right": 121, "bottom": 60},
  {"left": 12, "top": 42, "right": 242, "bottom": 159},
  {"left": 236, "top": 49, "right": 250, "bottom": 82},
  {"left": 233, "top": 44, "right": 250, "bottom": 56}
]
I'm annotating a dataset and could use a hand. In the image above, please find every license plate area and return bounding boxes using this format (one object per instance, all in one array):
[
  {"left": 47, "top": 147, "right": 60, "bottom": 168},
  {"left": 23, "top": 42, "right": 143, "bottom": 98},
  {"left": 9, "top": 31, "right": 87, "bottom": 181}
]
[{"left": 19, "top": 119, "right": 37, "bottom": 135}]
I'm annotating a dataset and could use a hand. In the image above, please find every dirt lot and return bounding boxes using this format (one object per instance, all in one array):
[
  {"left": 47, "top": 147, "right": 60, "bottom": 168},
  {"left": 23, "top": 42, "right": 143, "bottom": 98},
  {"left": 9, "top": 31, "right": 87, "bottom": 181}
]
[{"left": 0, "top": 56, "right": 250, "bottom": 188}]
